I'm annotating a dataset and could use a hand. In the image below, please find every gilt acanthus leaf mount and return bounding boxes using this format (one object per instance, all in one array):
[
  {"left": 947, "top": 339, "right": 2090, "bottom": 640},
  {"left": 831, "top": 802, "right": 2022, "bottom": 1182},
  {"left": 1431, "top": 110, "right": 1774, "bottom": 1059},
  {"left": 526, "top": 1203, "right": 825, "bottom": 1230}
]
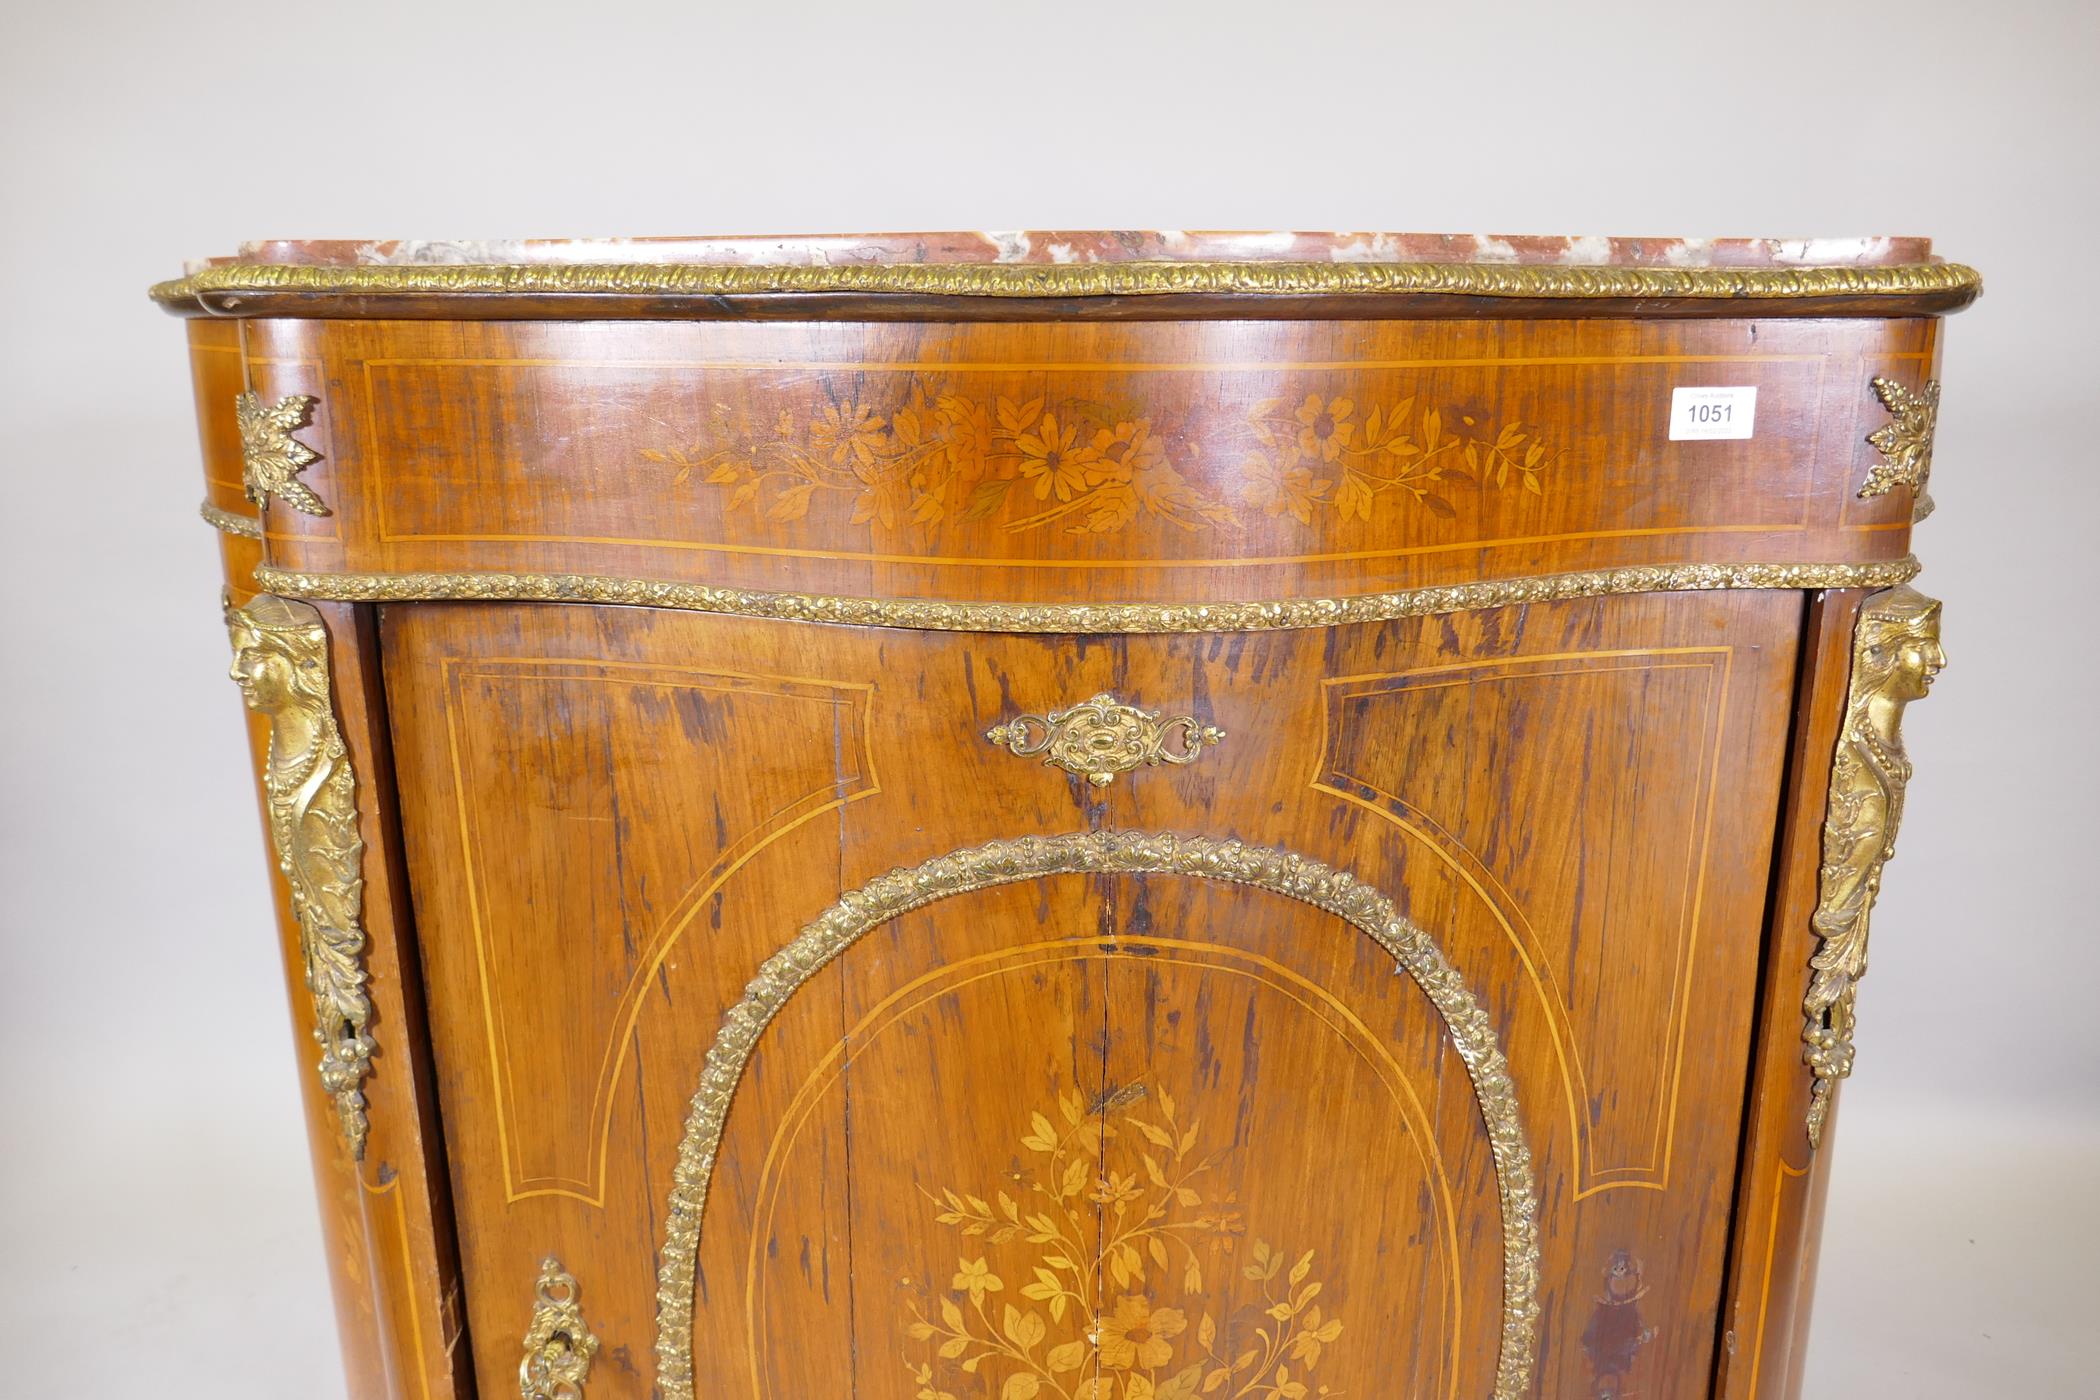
[
  {"left": 1860, "top": 376, "right": 1940, "bottom": 521},
  {"left": 237, "top": 390, "right": 329, "bottom": 516}
]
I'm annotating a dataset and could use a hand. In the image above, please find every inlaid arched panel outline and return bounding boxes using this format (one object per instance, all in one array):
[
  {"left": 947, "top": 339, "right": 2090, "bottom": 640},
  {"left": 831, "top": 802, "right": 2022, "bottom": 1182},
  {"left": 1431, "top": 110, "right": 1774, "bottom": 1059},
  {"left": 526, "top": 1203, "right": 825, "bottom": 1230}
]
[
  {"left": 745, "top": 937, "right": 1466, "bottom": 1400},
  {"left": 438, "top": 656, "right": 878, "bottom": 1204},
  {"left": 654, "top": 831, "right": 1541, "bottom": 1400},
  {"left": 1312, "top": 647, "right": 1730, "bottom": 1198}
]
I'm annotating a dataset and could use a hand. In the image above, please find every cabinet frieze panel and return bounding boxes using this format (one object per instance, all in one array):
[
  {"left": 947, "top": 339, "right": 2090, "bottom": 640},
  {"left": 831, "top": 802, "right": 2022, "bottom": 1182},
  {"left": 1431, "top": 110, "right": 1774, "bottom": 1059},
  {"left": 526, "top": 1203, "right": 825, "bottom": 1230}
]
[{"left": 236, "top": 316, "right": 1929, "bottom": 606}]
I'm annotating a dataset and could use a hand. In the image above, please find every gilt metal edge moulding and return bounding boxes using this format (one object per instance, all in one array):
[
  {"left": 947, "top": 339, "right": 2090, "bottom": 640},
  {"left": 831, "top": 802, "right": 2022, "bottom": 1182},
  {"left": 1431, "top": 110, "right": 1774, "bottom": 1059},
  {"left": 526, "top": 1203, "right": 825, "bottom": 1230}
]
[
  {"left": 1803, "top": 585, "right": 1946, "bottom": 1147},
  {"left": 246, "top": 557, "right": 1922, "bottom": 635},
  {"left": 654, "top": 830, "right": 1542, "bottom": 1400},
  {"left": 149, "top": 257, "right": 1982, "bottom": 311},
  {"left": 222, "top": 592, "right": 374, "bottom": 1160},
  {"left": 199, "top": 499, "right": 262, "bottom": 538}
]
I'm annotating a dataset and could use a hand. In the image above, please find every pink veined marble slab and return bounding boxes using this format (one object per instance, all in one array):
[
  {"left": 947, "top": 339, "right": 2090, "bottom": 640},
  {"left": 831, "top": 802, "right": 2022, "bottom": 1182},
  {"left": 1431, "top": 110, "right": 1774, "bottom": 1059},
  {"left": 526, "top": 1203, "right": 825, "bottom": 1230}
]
[{"left": 200, "top": 231, "right": 1939, "bottom": 273}]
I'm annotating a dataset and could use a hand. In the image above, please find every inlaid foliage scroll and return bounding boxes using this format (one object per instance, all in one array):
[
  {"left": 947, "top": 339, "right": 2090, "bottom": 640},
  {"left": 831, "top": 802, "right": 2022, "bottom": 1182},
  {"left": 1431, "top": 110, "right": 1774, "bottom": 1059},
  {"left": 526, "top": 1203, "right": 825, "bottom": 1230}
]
[{"left": 648, "top": 382, "right": 1559, "bottom": 538}]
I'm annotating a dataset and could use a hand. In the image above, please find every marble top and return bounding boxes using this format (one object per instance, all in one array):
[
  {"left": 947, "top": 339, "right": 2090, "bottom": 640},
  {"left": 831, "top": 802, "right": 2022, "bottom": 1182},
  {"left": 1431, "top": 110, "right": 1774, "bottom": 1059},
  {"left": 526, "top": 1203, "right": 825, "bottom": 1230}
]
[{"left": 200, "top": 231, "right": 1940, "bottom": 273}]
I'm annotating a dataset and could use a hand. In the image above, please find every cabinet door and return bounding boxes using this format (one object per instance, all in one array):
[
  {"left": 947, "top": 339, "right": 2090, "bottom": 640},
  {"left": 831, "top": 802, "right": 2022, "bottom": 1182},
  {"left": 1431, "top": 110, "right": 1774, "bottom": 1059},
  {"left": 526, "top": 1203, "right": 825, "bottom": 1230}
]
[{"left": 379, "top": 592, "right": 1799, "bottom": 1400}]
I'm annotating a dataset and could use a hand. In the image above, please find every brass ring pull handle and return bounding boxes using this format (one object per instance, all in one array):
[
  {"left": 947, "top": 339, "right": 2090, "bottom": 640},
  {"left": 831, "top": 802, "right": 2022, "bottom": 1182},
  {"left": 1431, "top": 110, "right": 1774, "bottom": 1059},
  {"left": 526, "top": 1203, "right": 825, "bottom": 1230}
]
[
  {"left": 520, "top": 1257, "right": 600, "bottom": 1400},
  {"left": 985, "top": 692, "right": 1224, "bottom": 786}
]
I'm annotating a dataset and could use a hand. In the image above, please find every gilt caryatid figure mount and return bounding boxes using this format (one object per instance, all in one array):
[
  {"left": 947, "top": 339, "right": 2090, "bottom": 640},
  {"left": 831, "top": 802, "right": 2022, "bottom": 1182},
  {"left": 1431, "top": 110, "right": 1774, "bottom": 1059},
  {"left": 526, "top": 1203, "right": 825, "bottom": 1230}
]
[
  {"left": 223, "top": 593, "right": 373, "bottom": 1160},
  {"left": 159, "top": 231, "right": 1971, "bottom": 1400},
  {"left": 1804, "top": 586, "right": 1946, "bottom": 1147}
]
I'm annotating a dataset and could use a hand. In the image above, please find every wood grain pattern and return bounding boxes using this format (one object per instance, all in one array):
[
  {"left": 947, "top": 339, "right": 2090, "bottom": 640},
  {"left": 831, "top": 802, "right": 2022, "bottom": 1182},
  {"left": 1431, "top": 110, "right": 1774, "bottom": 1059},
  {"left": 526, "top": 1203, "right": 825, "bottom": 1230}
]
[
  {"left": 1317, "top": 646, "right": 1734, "bottom": 1196},
  {"left": 377, "top": 590, "right": 1797, "bottom": 1399}
]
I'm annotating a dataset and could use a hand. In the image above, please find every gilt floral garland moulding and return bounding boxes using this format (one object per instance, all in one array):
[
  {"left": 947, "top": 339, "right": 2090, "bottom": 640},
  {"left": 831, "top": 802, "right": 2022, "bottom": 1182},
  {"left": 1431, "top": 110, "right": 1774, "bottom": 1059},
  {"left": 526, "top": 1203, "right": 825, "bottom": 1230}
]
[
  {"left": 159, "top": 231, "right": 1970, "bottom": 1400},
  {"left": 243, "top": 557, "right": 1924, "bottom": 635}
]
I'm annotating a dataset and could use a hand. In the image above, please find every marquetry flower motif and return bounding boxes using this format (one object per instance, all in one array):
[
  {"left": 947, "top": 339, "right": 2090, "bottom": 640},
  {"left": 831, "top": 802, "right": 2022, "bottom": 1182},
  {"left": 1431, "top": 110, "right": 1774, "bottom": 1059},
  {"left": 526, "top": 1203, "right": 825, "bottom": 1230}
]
[
  {"left": 1239, "top": 454, "right": 1330, "bottom": 526},
  {"left": 1294, "top": 394, "right": 1355, "bottom": 462},
  {"left": 649, "top": 380, "right": 1556, "bottom": 538},
  {"left": 1860, "top": 376, "right": 1941, "bottom": 519},
  {"left": 235, "top": 390, "right": 329, "bottom": 516},
  {"left": 809, "top": 399, "right": 889, "bottom": 469},
  {"left": 1016, "top": 412, "right": 1101, "bottom": 502},
  {"left": 903, "top": 1083, "right": 1344, "bottom": 1400},
  {"left": 1241, "top": 395, "right": 1554, "bottom": 525},
  {"left": 954, "top": 1257, "right": 1005, "bottom": 1305},
  {"left": 1098, "top": 1295, "right": 1186, "bottom": 1370}
]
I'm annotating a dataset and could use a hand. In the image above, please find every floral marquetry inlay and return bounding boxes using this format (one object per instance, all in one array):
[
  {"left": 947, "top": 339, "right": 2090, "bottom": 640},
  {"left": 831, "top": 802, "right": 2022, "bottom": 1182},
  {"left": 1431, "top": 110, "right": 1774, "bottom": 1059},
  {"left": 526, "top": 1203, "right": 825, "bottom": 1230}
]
[
  {"left": 647, "top": 382, "right": 1558, "bottom": 539},
  {"left": 905, "top": 1083, "right": 1344, "bottom": 1400}
]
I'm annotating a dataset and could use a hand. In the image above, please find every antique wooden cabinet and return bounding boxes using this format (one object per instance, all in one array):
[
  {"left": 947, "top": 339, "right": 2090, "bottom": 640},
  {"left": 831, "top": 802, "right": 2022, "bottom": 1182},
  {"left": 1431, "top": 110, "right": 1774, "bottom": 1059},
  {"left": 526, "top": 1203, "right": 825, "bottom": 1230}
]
[{"left": 155, "top": 232, "right": 1973, "bottom": 1400}]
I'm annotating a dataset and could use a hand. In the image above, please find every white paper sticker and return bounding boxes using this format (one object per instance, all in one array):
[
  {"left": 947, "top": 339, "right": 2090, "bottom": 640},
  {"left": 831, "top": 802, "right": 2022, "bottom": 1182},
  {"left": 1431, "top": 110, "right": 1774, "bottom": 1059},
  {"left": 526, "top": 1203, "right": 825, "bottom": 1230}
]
[{"left": 1669, "top": 386, "right": 1758, "bottom": 441}]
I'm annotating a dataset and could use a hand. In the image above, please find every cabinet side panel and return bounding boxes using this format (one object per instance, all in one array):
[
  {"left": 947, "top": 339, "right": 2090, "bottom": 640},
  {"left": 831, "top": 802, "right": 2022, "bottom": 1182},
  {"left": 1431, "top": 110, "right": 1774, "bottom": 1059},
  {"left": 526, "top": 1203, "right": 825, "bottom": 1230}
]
[
  {"left": 324, "top": 598, "right": 473, "bottom": 1400},
  {"left": 1713, "top": 591, "right": 1866, "bottom": 1400},
  {"left": 197, "top": 318, "right": 469, "bottom": 1400}
]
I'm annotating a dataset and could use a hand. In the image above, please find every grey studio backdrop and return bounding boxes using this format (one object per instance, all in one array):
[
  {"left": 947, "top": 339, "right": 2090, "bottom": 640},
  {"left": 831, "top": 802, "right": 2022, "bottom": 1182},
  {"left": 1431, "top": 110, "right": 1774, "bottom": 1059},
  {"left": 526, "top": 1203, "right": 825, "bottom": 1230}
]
[{"left": 2, "top": 2, "right": 2093, "bottom": 1396}]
